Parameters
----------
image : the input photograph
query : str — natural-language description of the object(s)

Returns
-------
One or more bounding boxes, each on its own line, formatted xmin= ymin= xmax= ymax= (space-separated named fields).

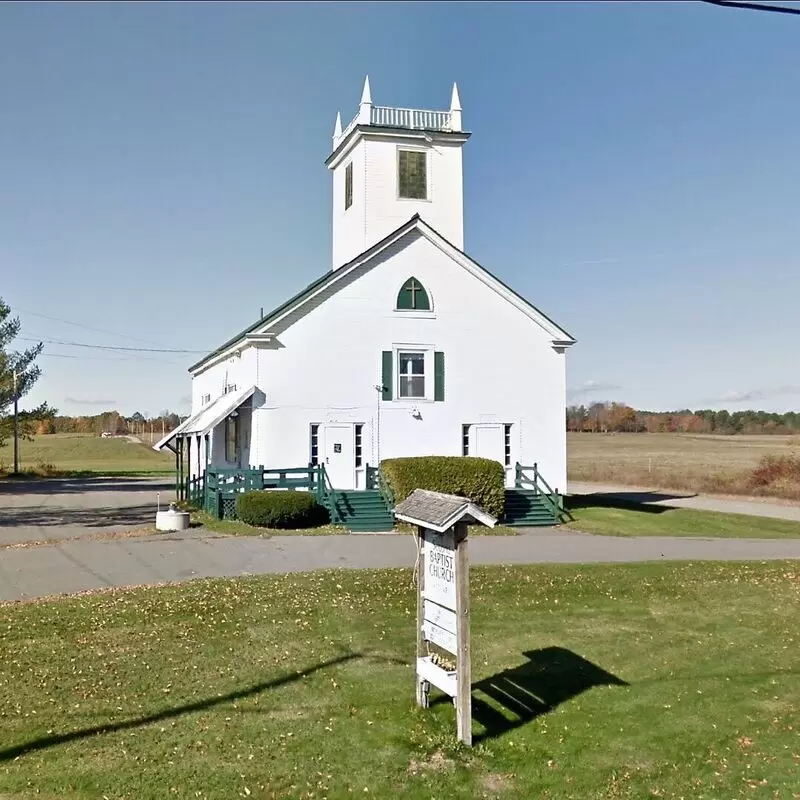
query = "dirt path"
xmin=568 ymin=481 xmax=800 ymax=522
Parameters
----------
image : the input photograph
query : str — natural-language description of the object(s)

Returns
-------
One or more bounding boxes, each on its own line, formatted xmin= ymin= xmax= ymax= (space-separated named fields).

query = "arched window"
xmin=396 ymin=277 xmax=431 ymax=311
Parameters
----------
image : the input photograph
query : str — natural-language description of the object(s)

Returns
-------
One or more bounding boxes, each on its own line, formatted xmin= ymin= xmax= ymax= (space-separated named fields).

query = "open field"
xmin=1 ymin=562 xmax=797 ymax=799
xmin=568 ymin=432 xmax=800 ymax=498
xmin=0 ymin=433 xmax=174 ymax=476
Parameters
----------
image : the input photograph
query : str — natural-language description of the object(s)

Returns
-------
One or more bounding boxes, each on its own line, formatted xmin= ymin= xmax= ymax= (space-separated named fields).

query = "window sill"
xmin=390 ymin=397 xmax=437 ymax=405
xmin=394 ymin=311 xmax=437 ymax=319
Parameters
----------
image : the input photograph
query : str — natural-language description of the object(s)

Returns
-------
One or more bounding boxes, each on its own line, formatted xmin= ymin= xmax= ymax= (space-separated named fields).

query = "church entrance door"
xmin=473 ymin=424 xmax=505 ymax=466
xmin=322 ymin=424 xmax=355 ymax=489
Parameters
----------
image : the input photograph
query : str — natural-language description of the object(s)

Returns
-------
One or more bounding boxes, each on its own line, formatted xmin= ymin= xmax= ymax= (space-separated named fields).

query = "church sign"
xmin=393 ymin=489 xmax=497 ymax=747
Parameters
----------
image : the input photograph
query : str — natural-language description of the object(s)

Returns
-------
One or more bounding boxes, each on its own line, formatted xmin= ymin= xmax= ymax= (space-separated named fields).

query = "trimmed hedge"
xmin=235 ymin=490 xmax=328 ymax=529
xmin=380 ymin=456 xmax=505 ymax=519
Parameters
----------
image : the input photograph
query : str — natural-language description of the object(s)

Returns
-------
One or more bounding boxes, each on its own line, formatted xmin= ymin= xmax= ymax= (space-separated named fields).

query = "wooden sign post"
xmin=394 ymin=489 xmax=497 ymax=747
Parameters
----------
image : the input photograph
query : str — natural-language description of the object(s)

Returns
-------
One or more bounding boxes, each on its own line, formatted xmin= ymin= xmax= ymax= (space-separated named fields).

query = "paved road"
xmin=0 ymin=477 xmax=174 ymax=546
xmin=568 ymin=481 xmax=800 ymax=522
xmin=2 ymin=477 xmax=800 ymax=604
xmin=2 ymin=529 xmax=800 ymax=604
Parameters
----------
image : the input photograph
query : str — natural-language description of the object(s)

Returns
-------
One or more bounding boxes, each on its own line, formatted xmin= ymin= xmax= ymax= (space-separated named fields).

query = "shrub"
xmin=380 ymin=456 xmax=505 ymax=519
xmin=235 ymin=490 xmax=328 ymax=529
xmin=748 ymin=454 xmax=800 ymax=489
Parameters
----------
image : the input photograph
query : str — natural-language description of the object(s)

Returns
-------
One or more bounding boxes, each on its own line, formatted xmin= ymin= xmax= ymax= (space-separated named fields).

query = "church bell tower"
xmin=325 ymin=77 xmax=471 ymax=270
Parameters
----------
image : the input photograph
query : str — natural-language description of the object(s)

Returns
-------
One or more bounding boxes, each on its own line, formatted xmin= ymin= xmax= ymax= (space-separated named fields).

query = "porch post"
xmin=188 ymin=435 xmax=194 ymax=498
xmin=176 ymin=437 xmax=182 ymax=502
xmin=174 ymin=440 xmax=180 ymax=500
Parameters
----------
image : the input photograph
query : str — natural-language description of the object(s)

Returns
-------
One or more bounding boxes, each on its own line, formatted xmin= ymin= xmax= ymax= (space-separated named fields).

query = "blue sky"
xmin=3 ymin=1 xmax=800 ymax=417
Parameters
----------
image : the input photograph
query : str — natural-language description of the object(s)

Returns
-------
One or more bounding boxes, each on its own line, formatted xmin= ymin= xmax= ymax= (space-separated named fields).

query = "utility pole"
xmin=12 ymin=370 xmax=19 ymax=475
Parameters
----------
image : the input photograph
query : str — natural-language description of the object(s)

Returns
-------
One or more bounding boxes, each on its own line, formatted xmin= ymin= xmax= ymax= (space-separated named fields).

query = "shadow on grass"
xmin=0 ymin=651 xmax=401 ymax=762
xmin=433 ymin=646 xmax=628 ymax=743
xmin=565 ymin=491 xmax=698 ymax=515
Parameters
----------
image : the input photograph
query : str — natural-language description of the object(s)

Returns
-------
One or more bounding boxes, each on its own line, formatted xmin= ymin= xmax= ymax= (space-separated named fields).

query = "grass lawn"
xmin=192 ymin=509 xmax=348 ymax=536
xmin=193 ymin=510 xmax=519 ymax=537
xmin=565 ymin=496 xmax=800 ymax=538
xmin=0 ymin=433 xmax=173 ymax=476
xmin=1 ymin=562 xmax=798 ymax=799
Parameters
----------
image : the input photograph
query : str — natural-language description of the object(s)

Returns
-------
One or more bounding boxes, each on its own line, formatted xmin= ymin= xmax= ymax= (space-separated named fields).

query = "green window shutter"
xmin=434 ymin=351 xmax=445 ymax=401
xmin=381 ymin=351 xmax=393 ymax=401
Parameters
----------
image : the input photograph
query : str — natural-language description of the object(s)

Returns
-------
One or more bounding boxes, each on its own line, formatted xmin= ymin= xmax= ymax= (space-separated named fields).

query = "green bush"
xmin=380 ymin=456 xmax=505 ymax=519
xmin=235 ymin=490 xmax=328 ymax=529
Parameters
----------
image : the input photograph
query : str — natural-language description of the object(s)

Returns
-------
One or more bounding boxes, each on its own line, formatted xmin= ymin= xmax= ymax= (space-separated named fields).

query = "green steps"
xmin=504 ymin=488 xmax=560 ymax=527
xmin=328 ymin=490 xmax=395 ymax=533
xmin=320 ymin=487 xmax=560 ymax=533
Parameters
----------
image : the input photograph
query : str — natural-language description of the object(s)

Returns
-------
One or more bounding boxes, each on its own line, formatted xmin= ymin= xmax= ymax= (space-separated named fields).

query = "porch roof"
xmin=152 ymin=385 xmax=257 ymax=453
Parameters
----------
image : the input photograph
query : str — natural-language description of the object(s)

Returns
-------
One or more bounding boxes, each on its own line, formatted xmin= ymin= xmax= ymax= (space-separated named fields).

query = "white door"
xmin=473 ymin=424 xmax=505 ymax=466
xmin=323 ymin=424 xmax=355 ymax=489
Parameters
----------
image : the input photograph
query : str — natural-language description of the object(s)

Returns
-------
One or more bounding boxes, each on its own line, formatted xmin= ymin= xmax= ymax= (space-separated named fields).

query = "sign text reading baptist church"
xmin=425 ymin=531 xmax=456 ymax=608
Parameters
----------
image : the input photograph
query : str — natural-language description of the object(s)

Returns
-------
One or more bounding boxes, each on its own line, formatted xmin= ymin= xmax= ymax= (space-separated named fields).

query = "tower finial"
xmin=450 ymin=82 xmax=462 ymax=112
xmin=449 ymin=82 xmax=462 ymax=132
xmin=358 ymin=75 xmax=372 ymax=124
xmin=333 ymin=111 xmax=342 ymax=141
xmin=360 ymin=75 xmax=372 ymax=106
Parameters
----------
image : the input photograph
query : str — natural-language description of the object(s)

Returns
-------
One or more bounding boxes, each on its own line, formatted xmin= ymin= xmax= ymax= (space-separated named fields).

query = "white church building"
xmin=156 ymin=78 xmax=575 ymax=504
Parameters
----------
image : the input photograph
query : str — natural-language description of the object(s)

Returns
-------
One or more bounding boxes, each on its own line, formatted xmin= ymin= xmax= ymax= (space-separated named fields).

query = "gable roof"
xmin=189 ymin=215 xmax=576 ymax=375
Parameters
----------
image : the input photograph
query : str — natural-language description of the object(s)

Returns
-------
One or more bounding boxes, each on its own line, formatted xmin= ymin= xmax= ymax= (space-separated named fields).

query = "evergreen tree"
xmin=0 ymin=297 xmax=55 ymax=448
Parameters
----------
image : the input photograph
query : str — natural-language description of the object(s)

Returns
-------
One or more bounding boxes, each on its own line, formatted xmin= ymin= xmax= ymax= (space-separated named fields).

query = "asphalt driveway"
xmin=0 ymin=477 xmax=174 ymax=546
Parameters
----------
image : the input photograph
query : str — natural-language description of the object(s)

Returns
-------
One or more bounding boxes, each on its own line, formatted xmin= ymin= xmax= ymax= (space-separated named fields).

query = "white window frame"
xmin=396 ymin=146 xmax=430 ymax=202
xmin=393 ymin=344 xmax=434 ymax=402
xmin=344 ymin=162 xmax=353 ymax=210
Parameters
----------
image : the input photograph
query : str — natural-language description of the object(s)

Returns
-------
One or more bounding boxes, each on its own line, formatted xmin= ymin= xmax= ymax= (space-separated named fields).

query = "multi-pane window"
xmin=310 ymin=424 xmax=320 ymax=466
xmin=201 ymin=393 xmax=211 ymax=405
xmin=462 ymin=424 xmax=470 ymax=456
xmin=344 ymin=162 xmax=353 ymax=210
xmin=398 ymin=150 xmax=427 ymax=199
xmin=223 ymin=383 xmax=237 ymax=395
xmin=355 ymin=424 xmax=363 ymax=467
xmin=398 ymin=352 xmax=425 ymax=398
xmin=504 ymin=424 xmax=512 ymax=467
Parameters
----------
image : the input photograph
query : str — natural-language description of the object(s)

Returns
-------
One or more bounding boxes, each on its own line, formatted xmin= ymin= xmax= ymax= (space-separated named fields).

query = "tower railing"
xmin=337 ymin=106 xmax=453 ymax=146
xmin=370 ymin=106 xmax=452 ymax=131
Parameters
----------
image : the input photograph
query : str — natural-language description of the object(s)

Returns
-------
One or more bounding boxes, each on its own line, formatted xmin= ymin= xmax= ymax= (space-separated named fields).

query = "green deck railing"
xmin=514 ymin=462 xmax=573 ymax=522
xmin=201 ymin=464 xmax=348 ymax=521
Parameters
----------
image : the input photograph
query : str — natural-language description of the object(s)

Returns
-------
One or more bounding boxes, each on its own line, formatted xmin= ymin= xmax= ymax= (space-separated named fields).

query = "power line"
xmin=701 ymin=0 xmax=800 ymax=14
xmin=16 ymin=333 xmax=208 ymax=354
xmin=15 ymin=308 xmax=173 ymax=348
xmin=38 ymin=351 xmax=187 ymax=364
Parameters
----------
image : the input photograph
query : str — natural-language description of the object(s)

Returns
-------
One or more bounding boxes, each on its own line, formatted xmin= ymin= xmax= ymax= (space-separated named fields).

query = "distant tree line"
xmin=36 ymin=409 xmax=185 ymax=437
xmin=567 ymin=402 xmax=800 ymax=435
